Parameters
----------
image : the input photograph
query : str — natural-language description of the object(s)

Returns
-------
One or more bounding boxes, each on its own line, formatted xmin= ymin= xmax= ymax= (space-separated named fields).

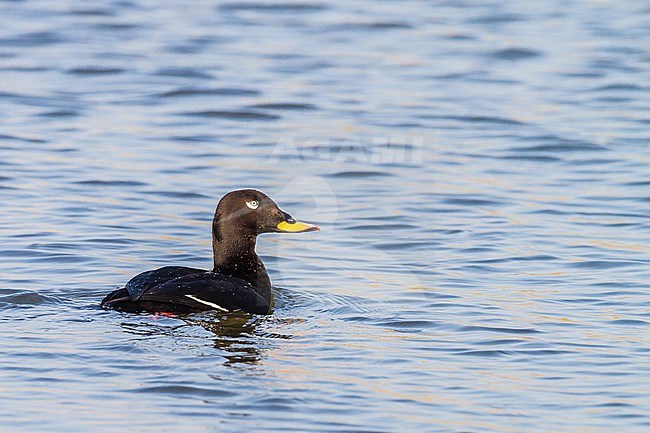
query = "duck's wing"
xmin=137 ymin=272 xmax=271 ymax=314
xmin=125 ymin=266 xmax=204 ymax=301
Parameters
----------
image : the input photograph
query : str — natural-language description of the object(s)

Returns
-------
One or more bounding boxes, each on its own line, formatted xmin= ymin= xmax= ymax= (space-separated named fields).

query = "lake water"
xmin=1 ymin=1 xmax=649 ymax=432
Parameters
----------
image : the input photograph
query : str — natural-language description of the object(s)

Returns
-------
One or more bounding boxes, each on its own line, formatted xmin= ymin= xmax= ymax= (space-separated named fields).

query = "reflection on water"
xmin=115 ymin=309 xmax=299 ymax=368
xmin=1 ymin=0 xmax=650 ymax=432
xmin=192 ymin=313 xmax=283 ymax=367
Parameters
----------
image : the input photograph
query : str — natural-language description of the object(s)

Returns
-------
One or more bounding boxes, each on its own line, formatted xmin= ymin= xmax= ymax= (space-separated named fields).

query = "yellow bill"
xmin=277 ymin=220 xmax=320 ymax=233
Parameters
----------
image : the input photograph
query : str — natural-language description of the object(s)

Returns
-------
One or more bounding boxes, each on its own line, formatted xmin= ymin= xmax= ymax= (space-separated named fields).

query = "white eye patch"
xmin=246 ymin=200 xmax=259 ymax=210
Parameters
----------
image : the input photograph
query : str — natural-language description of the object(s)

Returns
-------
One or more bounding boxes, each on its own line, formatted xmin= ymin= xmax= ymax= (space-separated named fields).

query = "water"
xmin=1 ymin=1 xmax=649 ymax=431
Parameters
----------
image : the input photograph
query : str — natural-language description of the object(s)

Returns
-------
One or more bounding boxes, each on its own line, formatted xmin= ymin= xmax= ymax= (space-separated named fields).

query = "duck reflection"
xmin=186 ymin=312 xmax=293 ymax=367
xmin=190 ymin=312 xmax=264 ymax=366
xmin=117 ymin=310 xmax=293 ymax=367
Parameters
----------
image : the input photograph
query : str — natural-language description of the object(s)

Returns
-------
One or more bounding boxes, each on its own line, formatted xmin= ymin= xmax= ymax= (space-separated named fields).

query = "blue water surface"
xmin=1 ymin=1 xmax=649 ymax=432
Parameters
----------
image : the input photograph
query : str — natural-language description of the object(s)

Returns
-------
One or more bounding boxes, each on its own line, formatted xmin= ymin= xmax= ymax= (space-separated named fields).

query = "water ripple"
xmin=490 ymin=47 xmax=543 ymax=60
xmin=134 ymin=385 xmax=237 ymax=398
xmin=181 ymin=110 xmax=281 ymax=121
xmin=159 ymin=87 xmax=260 ymax=98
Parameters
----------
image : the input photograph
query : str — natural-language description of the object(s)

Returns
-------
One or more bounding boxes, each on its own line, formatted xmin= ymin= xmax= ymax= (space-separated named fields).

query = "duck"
xmin=100 ymin=189 xmax=319 ymax=315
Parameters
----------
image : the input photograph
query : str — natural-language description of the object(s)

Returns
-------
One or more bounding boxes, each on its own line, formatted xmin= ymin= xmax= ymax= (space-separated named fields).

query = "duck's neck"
xmin=211 ymin=218 xmax=271 ymax=292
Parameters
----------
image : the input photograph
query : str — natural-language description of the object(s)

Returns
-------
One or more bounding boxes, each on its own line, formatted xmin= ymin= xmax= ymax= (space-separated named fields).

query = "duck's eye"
xmin=246 ymin=200 xmax=259 ymax=210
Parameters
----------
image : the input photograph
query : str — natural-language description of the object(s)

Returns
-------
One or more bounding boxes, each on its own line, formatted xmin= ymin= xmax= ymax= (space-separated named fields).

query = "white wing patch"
xmin=185 ymin=294 xmax=228 ymax=311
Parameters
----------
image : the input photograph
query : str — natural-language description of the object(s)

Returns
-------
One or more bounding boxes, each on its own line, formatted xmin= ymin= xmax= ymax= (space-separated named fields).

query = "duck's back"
xmin=100 ymin=266 xmax=271 ymax=315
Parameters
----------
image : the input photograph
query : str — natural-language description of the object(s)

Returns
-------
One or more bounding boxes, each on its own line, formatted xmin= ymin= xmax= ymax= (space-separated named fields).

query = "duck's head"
xmin=215 ymin=189 xmax=320 ymax=236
